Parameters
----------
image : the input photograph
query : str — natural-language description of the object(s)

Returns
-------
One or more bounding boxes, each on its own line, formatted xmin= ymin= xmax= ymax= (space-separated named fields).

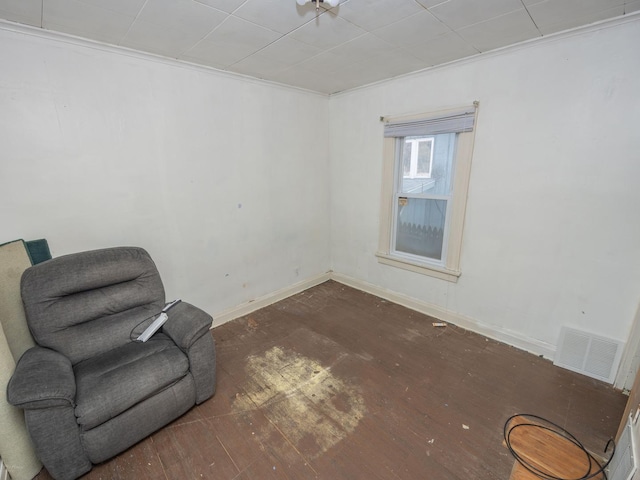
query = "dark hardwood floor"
xmin=38 ymin=280 xmax=626 ymax=479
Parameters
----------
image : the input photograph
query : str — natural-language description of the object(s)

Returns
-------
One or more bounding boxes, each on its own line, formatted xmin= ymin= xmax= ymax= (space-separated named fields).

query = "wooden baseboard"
xmin=206 ymin=270 xmax=556 ymax=361
xmin=330 ymin=272 xmax=556 ymax=360
xmin=210 ymin=272 xmax=332 ymax=327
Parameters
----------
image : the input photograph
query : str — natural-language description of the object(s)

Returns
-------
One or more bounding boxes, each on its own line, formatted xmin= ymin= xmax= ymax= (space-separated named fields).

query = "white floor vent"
xmin=554 ymin=326 xmax=624 ymax=384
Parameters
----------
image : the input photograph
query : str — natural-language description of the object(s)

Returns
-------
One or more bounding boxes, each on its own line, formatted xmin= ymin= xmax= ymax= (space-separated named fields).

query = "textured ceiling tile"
xmin=336 ymin=0 xmax=423 ymax=31
xmin=372 ymin=47 xmax=429 ymax=77
xmin=289 ymin=12 xmax=366 ymax=50
xmin=0 ymin=0 xmax=42 ymax=27
xmin=271 ymin=66 xmax=347 ymax=93
xmin=227 ymin=54 xmax=293 ymax=79
xmin=295 ymin=49 xmax=357 ymax=74
xmin=333 ymin=55 xmax=396 ymax=87
xmin=194 ymin=0 xmax=247 ymax=14
xmin=329 ymin=33 xmax=396 ymax=60
xmin=527 ymin=0 xmax=625 ymax=34
xmin=122 ymin=19 xmax=207 ymax=57
xmin=405 ymin=31 xmax=479 ymax=65
xmin=136 ymin=0 xmax=228 ymax=34
xmin=625 ymin=0 xmax=640 ymax=13
xmin=73 ymin=0 xmax=146 ymax=17
xmin=415 ymin=0 xmax=453 ymax=7
xmin=372 ymin=10 xmax=451 ymax=47
xmin=456 ymin=8 xmax=541 ymax=52
xmin=429 ymin=0 xmax=525 ymax=30
xmin=182 ymin=16 xmax=281 ymax=67
xmin=234 ymin=0 xmax=320 ymax=34
xmin=538 ymin=6 xmax=625 ymax=34
xmin=43 ymin=0 xmax=136 ymax=44
xmin=250 ymin=35 xmax=323 ymax=64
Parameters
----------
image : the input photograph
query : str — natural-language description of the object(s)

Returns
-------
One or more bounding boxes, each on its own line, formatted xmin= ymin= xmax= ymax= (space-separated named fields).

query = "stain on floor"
xmin=233 ymin=345 xmax=366 ymax=459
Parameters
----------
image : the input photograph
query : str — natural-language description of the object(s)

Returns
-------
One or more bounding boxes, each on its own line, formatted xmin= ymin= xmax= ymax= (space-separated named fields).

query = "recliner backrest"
xmin=21 ymin=247 xmax=165 ymax=364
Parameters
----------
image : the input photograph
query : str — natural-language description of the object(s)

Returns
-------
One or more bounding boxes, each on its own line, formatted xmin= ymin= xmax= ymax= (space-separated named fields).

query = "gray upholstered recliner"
xmin=6 ymin=247 xmax=216 ymax=480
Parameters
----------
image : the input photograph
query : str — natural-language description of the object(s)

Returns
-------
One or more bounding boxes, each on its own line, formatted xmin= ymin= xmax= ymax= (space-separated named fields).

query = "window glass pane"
xmin=400 ymin=133 xmax=456 ymax=196
xmin=417 ymin=140 xmax=432 ymax=176
xmin=395 ymin=198 xmax=447 ymax=260
xmin=402 ymin=141 xmax=412 ymax=177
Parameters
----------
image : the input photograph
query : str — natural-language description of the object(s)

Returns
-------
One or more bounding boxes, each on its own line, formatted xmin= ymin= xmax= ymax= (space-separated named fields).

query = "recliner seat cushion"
xmin=74 ymin=334 xmax=189 ymax=430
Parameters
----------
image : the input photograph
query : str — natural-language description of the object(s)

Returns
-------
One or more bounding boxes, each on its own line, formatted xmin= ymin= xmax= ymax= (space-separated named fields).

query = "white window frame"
xmin=392 ymin=134 xmax=454 ymax=265
xmin=376 ymin=104 xmax=478 ymax=283
xmin=403 ymin=138 xmax=434 ymax=179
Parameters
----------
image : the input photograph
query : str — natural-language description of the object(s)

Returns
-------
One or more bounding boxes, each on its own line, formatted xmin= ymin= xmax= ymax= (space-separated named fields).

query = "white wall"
xmin=329 ymin=17 xmax=640 ymax=356
xmin=0 ymin=25 xmax=331 ymax=319
xmin=1 ymin=17 xmax=639 ymax=360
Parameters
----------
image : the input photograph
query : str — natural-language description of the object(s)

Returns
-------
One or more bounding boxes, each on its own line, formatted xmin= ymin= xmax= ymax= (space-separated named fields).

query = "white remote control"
xmin=137 ymin=299 xmax=181 ymax=342
xmin=137 ymin=313 xmax=168 ymax=342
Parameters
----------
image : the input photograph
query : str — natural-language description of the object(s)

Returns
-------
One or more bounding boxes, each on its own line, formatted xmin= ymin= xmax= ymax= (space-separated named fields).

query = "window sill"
xmin=375 ymin=252 xmax=461 ymax=283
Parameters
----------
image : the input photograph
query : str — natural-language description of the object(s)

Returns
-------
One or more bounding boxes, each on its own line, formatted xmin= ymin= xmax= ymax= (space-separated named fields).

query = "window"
xmin=377 ymin=104 xmax=478 ymax=282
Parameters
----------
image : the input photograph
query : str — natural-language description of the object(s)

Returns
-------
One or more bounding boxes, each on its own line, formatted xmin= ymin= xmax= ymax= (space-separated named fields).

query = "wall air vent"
xmin=554 ymin=326 xmax=624 ymax=384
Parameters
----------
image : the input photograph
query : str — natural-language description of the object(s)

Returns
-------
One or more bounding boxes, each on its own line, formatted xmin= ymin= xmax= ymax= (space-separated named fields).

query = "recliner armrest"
xmin=7 ymin=346 xmax=76 ymax=409
xmin=162 ymin=302 xmax=213 ymax=350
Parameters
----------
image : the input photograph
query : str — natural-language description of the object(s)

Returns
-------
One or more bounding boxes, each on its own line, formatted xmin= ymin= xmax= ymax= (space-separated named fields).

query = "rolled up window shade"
xmin=383 ymin=105 xmax=476 ymax=137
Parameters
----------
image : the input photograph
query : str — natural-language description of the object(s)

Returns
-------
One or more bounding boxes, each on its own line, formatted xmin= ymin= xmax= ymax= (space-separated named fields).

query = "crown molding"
xmin=331 ymin=10 xmax=640 ymax=97
xmin=0 ymin=18 xmax=329 ymax=98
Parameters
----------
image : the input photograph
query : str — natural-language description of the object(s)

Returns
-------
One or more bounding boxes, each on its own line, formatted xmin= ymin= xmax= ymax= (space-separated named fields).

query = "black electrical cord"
xmin=503 ymin=414 xmax=615 ymax=480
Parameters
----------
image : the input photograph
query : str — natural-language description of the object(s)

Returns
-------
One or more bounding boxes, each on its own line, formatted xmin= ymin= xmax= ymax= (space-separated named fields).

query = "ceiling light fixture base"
xmin=296 ymin=0 xmax=340 ymax=12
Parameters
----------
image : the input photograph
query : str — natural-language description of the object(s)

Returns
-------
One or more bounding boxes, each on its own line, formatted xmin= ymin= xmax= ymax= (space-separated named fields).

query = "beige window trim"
xmin=377 ymin=106 xmax=478 ymax=282
xmin=375 ymin=252 xmax=461 ymax=282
